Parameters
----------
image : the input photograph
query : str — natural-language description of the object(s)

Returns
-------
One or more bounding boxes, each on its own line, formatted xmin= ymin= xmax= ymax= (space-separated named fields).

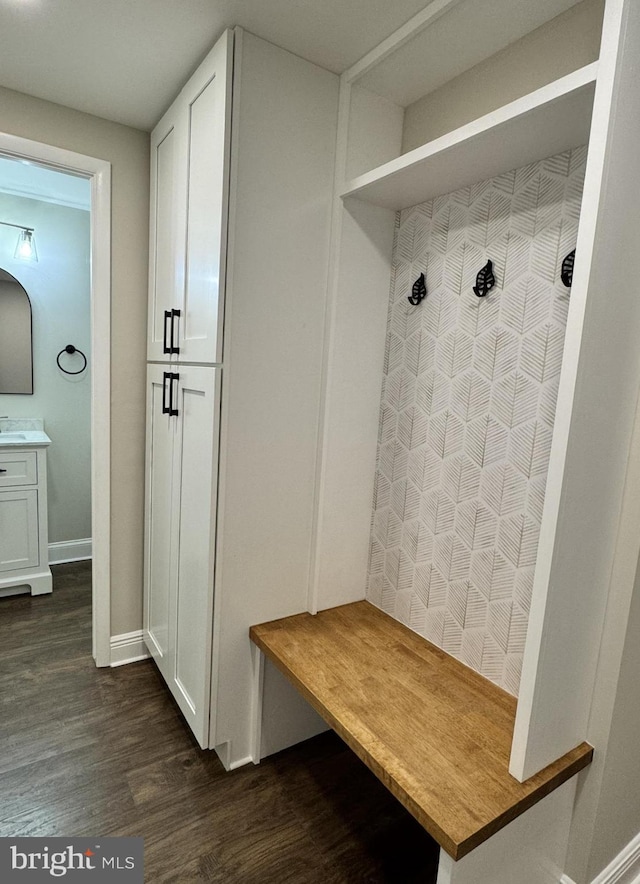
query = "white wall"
xmin=0 ymin=193 xmax=91 ymax=546
xmin=0 ymin=84 xmax=149 ymax=636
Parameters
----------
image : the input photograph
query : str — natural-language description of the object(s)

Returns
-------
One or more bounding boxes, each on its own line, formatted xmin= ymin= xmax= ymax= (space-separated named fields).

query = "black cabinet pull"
xmin=162 ymin=372 xmax=172 ymax=414
xmin=171 ymin=308 xmax=181 ymax=355
xmin=161 ymin=372 xmax=179 ymax=416
xmin=163 ymin=311 xmax=172 ymax=354
xmin=0 ymin=468 xmax=7 ymax=473
xmin=169 ymin=373 xmax=179 ymax=417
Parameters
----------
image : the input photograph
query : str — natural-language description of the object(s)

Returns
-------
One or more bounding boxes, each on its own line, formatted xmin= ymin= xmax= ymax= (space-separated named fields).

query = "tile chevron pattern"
xmin=366 ymin=147 xmax=586 ymax=695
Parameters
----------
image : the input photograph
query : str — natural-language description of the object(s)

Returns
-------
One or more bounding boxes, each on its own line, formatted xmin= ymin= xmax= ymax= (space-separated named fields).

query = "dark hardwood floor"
xmin=0 ymin=562 xmax=439 ymax=882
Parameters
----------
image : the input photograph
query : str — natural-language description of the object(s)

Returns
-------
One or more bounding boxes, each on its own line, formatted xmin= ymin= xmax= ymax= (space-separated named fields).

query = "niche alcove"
xmin=256 ymin=0 xmax=640 ymax=878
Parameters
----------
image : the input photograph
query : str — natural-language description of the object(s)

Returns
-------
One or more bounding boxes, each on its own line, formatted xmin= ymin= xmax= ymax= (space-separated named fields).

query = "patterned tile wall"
xmin=366 ymin=147 xmax=586 ymax=695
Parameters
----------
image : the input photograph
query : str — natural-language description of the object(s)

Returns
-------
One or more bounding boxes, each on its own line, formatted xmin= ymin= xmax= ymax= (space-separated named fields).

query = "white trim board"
xmin=48 ymin=538 xmax=92 ymax=564
xmin=561 ymin=831 xmax=640 ymax=884
xmin=110 ymin=631 xmax=150 ymax=667
xmin=0 ymin=131 xmax=112 ymax=668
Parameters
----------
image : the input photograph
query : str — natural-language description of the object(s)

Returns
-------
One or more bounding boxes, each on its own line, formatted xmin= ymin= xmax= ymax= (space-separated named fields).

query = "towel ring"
xmin=56 ymin=344 xmax=87 ymax=376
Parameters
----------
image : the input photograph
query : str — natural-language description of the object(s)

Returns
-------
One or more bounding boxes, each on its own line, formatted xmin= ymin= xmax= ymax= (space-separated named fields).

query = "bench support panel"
xmin=437 ymin=780 xmax=577 ymax=884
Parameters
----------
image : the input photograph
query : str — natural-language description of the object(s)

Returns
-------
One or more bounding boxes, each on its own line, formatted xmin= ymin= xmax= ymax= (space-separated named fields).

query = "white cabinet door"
xmin=180 ymin=31 xmax=233 ymax=364
xmin=147 ymin=29 xmax=233 ymax=365
xmin=143 ymin=364 xmax=221 ymax=747
xmin=143 ymin=365 xmax=175 ymax=681
xmin=0 ymin=489 xmax=39 ymax=572
xmin=169 ymin=365 xmax=221 ymax=747
xmin=147 ymin=107 xmax=186 ymax=362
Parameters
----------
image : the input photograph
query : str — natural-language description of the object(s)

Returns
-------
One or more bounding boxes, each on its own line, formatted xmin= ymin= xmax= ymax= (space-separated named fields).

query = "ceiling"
xmin=0 ymin=0 xmax=432 ymax=131
xmin=0 ymin=155 xmax=90 ymax=210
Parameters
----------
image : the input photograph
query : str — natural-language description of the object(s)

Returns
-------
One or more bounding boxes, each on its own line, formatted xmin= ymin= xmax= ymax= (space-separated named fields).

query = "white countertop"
xmin=0 ymin=430 xmax=51 ymax=447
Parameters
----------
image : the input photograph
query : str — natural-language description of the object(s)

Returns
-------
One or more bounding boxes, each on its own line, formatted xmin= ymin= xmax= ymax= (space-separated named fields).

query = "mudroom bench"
xmin=250 ymin=601 xmax=592 ymax=863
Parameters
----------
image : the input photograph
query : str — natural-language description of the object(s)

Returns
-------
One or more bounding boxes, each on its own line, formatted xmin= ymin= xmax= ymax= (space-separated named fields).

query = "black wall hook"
xmin=56 ymin=344 xmax=88 ymax=375
xmin=408 ymin=272 xmax=427 ymax=306
xmin=561 ymin=249 xmax=575 ymax=288
xmin=473 ymin=260 xmax=495 ymax=298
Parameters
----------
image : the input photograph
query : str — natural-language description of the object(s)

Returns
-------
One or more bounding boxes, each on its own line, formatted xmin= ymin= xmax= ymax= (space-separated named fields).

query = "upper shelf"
xmin=349 ymin=0 xmax=587 ymax=107
xmin=340 ymin=63 xmax=597 ymax=211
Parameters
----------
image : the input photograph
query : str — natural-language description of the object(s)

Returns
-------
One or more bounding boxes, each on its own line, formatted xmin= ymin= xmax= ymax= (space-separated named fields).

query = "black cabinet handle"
xmin=161 ymin=372 xmax=179 ymax=416
xmin=169 ymin=373 xmax=179 ymax=417
xmin=162 ymin=372 xmax=172 ymax=415
xmin=171 ymin=309 xmax=181 ymax=355
xmin=164 ymin=309 xmax=181 ymax=354
xmin=163 ymin=311 xmax=172 ymax=354
xmin=0 ymin=468 xmax=7 ymax=473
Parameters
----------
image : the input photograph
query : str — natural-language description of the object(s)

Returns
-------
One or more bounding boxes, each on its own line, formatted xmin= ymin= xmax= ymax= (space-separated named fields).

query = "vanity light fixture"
xmin=0 ymin=221 xmax=38 ymax=262
xmin=14 ymin=229 xmax=37 ymax=261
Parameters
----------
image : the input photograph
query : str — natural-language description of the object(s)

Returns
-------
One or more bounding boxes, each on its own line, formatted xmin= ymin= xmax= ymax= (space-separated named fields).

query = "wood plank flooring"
xmin=0 ymin=563 xmax=439 ymax=882
xmin=251 ymin=601 xmax=593 ymax=859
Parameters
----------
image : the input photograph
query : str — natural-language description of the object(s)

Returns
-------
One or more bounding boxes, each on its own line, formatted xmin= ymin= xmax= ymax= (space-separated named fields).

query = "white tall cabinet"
xmin=143 ymin=28 xmax=338 ymax=763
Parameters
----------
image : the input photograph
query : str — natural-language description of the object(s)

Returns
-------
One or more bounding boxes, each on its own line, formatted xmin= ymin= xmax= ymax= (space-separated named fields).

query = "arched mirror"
xmin=0 ymin=268 xmax=33 ymax=394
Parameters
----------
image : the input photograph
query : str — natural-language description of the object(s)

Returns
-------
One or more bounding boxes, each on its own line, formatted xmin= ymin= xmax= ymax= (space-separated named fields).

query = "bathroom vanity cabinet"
xmin=0 ymin=432 xmax=52 ymax=596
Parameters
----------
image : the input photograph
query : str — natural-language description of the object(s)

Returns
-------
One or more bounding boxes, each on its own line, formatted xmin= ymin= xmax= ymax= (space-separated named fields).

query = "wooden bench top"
xmin=250 ymin=601 xmax=592 ymax=860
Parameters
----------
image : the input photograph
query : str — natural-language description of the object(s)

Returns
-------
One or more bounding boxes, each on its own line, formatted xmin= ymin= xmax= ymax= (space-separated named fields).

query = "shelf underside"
xmin=251 ymin=600 xmax=593 ymax=860
xmin=342 ymin=66 xmax=596 ymax=211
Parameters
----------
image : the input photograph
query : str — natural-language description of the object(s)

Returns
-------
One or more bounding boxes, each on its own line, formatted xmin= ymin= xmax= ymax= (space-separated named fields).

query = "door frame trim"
xmin=0 ymin=131 xmax=111 ymax=666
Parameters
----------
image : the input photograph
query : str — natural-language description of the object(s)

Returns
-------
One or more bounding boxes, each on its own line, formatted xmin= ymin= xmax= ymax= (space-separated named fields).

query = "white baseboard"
xmin=229 ymin=756 xmax=253 ymax=771
xmin=49 ymin=538 xmax=92 ymax=564
xmin=110 ymin=631 xmax=150 ymax=667
xmin=590 ymin=832 xmax=640 ymax=884
xmin=212 ymin=743 xmax=253 ymax=772
xmin=562 ymin=831 xmax=640 ymax=884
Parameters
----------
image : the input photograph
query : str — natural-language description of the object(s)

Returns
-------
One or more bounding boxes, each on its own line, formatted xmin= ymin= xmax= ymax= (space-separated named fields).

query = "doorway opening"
xmin=0 ymin=132 xmax=111 ymax=665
